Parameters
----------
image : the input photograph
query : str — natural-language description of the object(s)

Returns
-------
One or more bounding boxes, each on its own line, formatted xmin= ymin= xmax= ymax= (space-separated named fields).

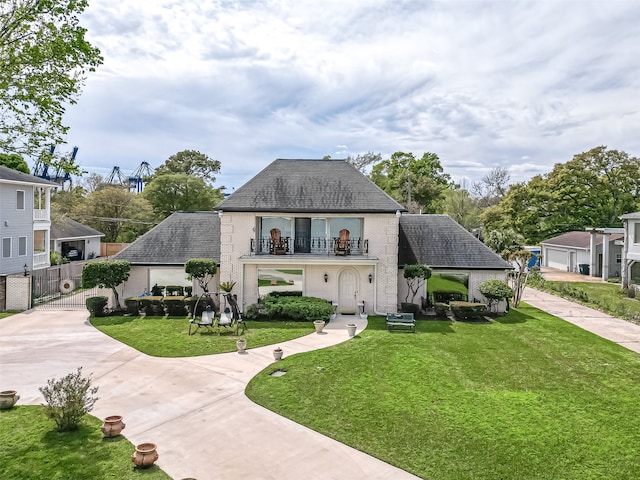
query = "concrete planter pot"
xmin=313 ymin=320 xmax=325 ymax=333
xmin=132 ymin=442 xmax=159 ymax=468
xmin=101 ymin=415 xmax=126 ymax=437
xmin=236 ymin=338 xmax=247 ymax=353
xmin=346 ymin=323 xmax=357 ymax=337
xmin=0 ymin=390 xmax=19 ymax=410
xmin=273 ymin=348 xmax=283 ymax=361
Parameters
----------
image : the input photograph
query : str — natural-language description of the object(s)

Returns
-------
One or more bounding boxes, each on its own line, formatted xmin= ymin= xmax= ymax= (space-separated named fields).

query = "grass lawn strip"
xmin=91 ymin=316 xmax=313 ymax=357
xmin=0 ymin=406 xmax=170 ymax=479
xmin=246 ymin=305 xmax=640 ymax=479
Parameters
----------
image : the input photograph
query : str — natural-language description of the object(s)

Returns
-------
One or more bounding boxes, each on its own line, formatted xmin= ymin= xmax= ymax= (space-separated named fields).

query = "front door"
xmin=338 ymin=269 xmax=358 ymax=314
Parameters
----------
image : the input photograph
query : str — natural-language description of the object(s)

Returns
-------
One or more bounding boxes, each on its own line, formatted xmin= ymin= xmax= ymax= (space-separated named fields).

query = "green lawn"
xmin=0 ymin=406 xmax=170 ymax=479
xmin=528 ymin=278 xmax=640 ymax=324
xmin=246 ymin=306 xmax=640 ymax=479
xmin=90 ymin=316 xmax=314 ymax=357
xmin=0 ymin=312 xmax=16 ymax=320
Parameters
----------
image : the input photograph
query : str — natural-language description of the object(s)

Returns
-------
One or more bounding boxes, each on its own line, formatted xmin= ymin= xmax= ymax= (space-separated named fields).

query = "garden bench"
xmin=386 ymin=312 xmax=415 ymax=333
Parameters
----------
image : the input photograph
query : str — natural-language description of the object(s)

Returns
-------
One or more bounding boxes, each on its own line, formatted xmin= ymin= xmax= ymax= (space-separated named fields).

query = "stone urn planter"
xmin=101 ymin=415 xmax=126 ymax=437
xmin=273 ymin=348 xmax=283 ymax=361
xmin=236 ymin=338 xmax=247 ymax=353
xmin=313 ymin=320 xmax=325 ymax=334
xmin=131 ymin=442 xmax=159 ymax=468
xmin=0 ymin=390 xmax=19 ymax=410
xmin=346 ymin=323 xmax=357 ymax=337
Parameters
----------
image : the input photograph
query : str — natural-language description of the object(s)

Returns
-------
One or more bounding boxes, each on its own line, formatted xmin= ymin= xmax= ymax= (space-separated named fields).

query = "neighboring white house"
xmin=115 ymin=159 xmax=511 ymax=313
xmin=0 ymin=166 xmax=57 ymax=310
xmin=621 ymin=212 xmax=640 ymax=289
xmin=540 ymin=230 xmax=624 ymax=280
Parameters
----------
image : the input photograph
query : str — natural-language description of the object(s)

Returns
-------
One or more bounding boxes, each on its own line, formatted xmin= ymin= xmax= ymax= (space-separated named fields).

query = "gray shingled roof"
xmin=51 ymin=217 xmax=103 ymax=240
xmin=399 ymin=215 xmax=511 ymax=269
xmin=540 ymin=231 xmax=624 ymax=249
xmin=216 ymin=159 xmax=405 ymax=213
xmin=0 ymin=165 xmax=58 ymax=186
xmin=113 ymin=212 xmax=220 ymax=265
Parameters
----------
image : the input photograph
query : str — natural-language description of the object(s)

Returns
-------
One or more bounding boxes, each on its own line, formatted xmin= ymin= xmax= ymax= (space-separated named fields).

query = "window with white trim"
xmin=2 ymin=237 xmax=11 ymax=258
xmin=635 ymin=222 xmax=640 ymax=244
xmin=16 ymin=190 xmax=25 ymax=210
xmin=18 ymin=236 xmax=27 ymax=256
xmin=616 ymin=253 xmax=621 ymax=264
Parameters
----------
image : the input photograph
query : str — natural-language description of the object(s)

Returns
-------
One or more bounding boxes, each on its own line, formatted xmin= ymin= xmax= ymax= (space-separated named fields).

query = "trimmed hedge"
xmin=267 ymin=291 xmax=303 ymax=298
xmin=140 ymin=297 xmax=164 ymax=316
xmin=86 ymin=296 xmax=108 ymax=317
xmin=124 ymin=297 xmax=140 ymax=315
xmin=449 ymin=301 xmax=487 ymax=322
xmin=247 ymin=296 xmax=333 ymax=321
xmin=164 ymin=298 xmax=187 ymax=316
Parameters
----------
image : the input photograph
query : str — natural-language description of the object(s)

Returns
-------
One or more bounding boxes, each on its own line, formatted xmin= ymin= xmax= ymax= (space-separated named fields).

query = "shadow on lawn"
xmin=493 ymin=308 xmax=533 ymax=324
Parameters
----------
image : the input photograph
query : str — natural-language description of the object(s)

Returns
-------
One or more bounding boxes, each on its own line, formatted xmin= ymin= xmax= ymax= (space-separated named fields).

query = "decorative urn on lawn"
xmin=313 ymin=320 xmax=325 ymax=334
xmin=101 ymin=415 xmax=126 ymax=437
xmin=273 ymin=347 xmax=283 ymax=361
xmin=236 ymin=338 xmax=247 ymax=353
xmin=346 ymin=323 xmax=357 ymax=337
xmin=0 ymin=390 xmax=19 ymax=410
xmin=131 ymin=442 xmax=159 ymax=468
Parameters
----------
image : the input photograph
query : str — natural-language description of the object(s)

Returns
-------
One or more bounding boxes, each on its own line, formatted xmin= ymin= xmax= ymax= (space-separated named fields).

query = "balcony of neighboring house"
xmin=33 ymin=187 xmax=50 ymax=223
xmin=33 ymin=229 xmax=50 ymax=269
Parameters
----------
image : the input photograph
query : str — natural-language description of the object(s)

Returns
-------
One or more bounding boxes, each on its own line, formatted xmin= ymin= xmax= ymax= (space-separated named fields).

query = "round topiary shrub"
xmin=85 ymin=296 xmax=108 ymax=317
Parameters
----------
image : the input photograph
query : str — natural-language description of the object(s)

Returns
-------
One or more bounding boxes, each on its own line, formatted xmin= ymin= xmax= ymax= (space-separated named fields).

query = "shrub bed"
xmin=124 ymin=297 xmax=141 ymax=315
xmin=449 ymin=301 xmax=487 ymax=321
xmin=164 ymin=298 xmax=187 ymax=316
xmin=247 ymin=296 xmax=333 ymax=321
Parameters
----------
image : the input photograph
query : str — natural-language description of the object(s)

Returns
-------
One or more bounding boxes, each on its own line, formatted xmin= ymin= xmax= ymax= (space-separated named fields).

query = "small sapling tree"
xmin=479 ymin=279 xmax=514 ymax=313
xmin=185 ymin=258 xmax=217 ymax=294
xmin=404 ymin=264 xmax=432 ymax=304
xmin=508 ymin=249 xmax=533 ymax=307
xmin=82 ymin=260 xmax=131 ymax=309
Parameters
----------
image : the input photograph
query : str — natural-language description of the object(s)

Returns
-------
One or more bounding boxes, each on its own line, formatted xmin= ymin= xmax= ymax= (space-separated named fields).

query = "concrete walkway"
xmin=0 ymin=311 xmax=420 ymax=480
xmin=522 ymin=288 xmax=640 ymax=354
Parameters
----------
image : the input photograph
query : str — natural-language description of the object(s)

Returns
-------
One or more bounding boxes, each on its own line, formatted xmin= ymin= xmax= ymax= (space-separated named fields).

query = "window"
xmin=16 ymin=190 xmax=25 ymax=210
xmin=18 ymin=236 xmax=27 ymax=256
xmin=2 ymin=238 xmax=11 ymax=258
xmin=635 ymin=223 xmax=640 ymax=244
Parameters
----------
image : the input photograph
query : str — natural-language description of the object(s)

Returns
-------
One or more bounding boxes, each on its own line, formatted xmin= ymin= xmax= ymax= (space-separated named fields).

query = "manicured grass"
xmin=90 ymin=316 xmax=314 ymax=357
xmin=246 ymin=306 xmax=640 ymax=479
xmin=0 ymin=312 xmax=16 ymax=320
xmin=0 ymin=406 xmax=170 ymax=479
xmin=427 ymin=274 xmax=468 ymax=295
xmin=528 ymin=279 xmax=640 ymax=324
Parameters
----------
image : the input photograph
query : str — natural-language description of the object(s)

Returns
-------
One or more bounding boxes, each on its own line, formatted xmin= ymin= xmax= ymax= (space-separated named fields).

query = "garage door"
xmin=545 ymin=248 xmax=567 ymax=270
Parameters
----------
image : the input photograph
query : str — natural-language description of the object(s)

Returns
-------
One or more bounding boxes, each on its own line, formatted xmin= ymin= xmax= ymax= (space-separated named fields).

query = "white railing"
xmin=33 ymin=209 xmax=48 ymax=221
xmin=33 ymin=252 xmax=49 ymax=267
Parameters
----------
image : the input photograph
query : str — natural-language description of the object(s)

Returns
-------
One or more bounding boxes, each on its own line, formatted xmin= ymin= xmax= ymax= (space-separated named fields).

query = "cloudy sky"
xmin=59 ymin=0 xmax=640 ymax=192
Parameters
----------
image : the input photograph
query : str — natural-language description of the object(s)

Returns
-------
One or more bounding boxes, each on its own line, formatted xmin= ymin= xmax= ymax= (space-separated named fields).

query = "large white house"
xmin=115 ymin=159 xmax=511 ymax=313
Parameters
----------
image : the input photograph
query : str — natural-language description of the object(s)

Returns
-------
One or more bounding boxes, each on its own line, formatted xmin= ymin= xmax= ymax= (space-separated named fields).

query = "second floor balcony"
xmin=251 ymin=236 xmax=369 ymax=256
xmin=33 ymin=209 xmax=49 ymax=222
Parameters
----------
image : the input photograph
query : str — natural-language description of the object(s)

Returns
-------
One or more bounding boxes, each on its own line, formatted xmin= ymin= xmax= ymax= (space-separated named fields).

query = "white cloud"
xmin=56 ymin=0 xmax=640 ymax=191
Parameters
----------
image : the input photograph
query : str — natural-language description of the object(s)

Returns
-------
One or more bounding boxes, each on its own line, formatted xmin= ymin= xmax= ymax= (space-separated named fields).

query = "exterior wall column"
xmin=589 ymin=231 xmax=597 ymax=277
xmin=621 ymin=220 xmax=629 ymax=288
xmin=601 ymin=233 xmax=610 ymax=280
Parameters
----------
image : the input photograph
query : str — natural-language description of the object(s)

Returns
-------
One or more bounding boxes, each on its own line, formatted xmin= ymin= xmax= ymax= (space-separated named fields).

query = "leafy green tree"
xmin=0 ymin=0 xmax=103 ymax=154
xmin=143 ymin=173 xmax=223 ymax=218
xmin=185 ymin=258 xmax=217 ymax=294
xmin=0 ymin=152 xmax=29 ymax=172
xmin=403 ymin=264 xmax=432 ymax=304
xmin=370 ymin=151 xmax=451 ymax=213
xmin=153 ymin=150 xmax=222 ymax=184
xmin=442 ymin=187 xmax=481 ymax=231
xmin=82 ymin=260 xmax=131 ymax=309
xmin=508 ymin=249 xmax=533 ymax=308
xmin=484 ymin=228 xmax=525 ymax=257
xmin=74 ymin=186 xmax=156 ymax=242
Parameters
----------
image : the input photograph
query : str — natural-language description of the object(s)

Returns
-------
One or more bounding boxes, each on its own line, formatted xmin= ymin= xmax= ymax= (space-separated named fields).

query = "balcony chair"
xmin=334 ymin=229 xmax=351 ymax=256
xmin=269 ymin=228 xmax=289 ymax=255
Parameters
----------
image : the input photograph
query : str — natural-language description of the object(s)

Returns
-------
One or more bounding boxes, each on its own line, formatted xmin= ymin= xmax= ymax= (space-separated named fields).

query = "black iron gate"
xmin=31 ymin=267 xmax=99 ymax=310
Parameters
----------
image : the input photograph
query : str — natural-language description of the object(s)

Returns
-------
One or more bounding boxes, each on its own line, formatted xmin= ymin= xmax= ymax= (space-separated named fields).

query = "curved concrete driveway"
xmin=0 ymin=311 xmax=420 ymax=480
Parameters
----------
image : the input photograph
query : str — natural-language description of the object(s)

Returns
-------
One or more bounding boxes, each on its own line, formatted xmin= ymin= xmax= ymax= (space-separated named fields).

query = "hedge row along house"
xmin=114 ymin=159 xmax=511 ymax=314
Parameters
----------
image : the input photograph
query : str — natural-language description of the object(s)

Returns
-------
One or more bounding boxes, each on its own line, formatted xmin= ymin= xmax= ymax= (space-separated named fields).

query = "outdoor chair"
xmin=269 ymin=228 xmax=289 ymax=255
xmin=334 ymin=229 xmax=351 ymax=256
xmin=189 ymin=305 xmax=215 ymax=335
